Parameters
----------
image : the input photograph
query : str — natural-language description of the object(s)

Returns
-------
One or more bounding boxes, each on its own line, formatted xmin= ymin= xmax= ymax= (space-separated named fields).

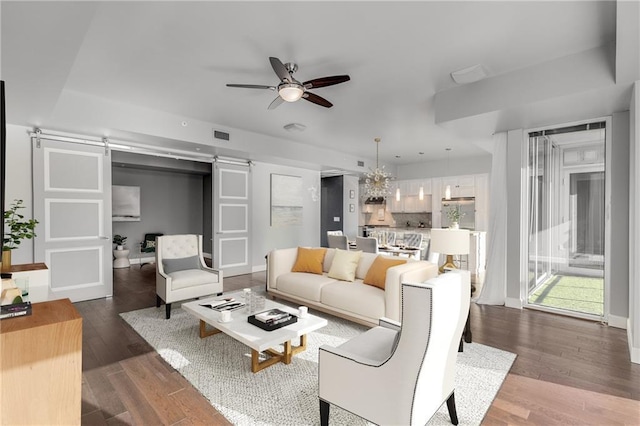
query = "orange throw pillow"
xmin=363 ymin=256 xmax=407 ymax=289
xmin=291 ymin=247 xmax=327 ymax=275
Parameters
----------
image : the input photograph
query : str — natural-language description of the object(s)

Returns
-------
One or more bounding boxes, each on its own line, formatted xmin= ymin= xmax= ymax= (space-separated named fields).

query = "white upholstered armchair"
xmin=318 ymin=270 xmax=471 ymax=425
xmin=156 ymin=234 xmax=223 ymax=319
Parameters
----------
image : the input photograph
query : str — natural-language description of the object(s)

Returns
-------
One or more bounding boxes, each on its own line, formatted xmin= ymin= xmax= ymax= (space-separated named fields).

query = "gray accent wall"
xmin=112 ymin=166 xmax=205 ymax=251
xmin=321 ymin=176 xmax=343 ymax=247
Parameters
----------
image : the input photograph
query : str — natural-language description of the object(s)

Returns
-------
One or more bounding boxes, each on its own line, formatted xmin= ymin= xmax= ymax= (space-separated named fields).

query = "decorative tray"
xmin=247 ymin=314 xmax=297 ymax=331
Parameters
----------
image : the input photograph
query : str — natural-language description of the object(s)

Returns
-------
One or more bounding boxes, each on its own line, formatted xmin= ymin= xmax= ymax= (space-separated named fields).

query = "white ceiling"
xmin=1 ymin=1 xmax=636 ymax=169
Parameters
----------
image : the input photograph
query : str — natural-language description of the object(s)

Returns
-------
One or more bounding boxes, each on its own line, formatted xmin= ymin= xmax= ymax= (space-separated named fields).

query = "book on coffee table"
xmin=199 ymin=299 xmax=245 ymax=312
xmin=254 ymin=308 xmax=290 ymax=323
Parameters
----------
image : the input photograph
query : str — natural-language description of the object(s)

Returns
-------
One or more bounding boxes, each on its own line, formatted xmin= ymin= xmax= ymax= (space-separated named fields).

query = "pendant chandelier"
xmin=364 ymin=137 xmax=393 ymax=199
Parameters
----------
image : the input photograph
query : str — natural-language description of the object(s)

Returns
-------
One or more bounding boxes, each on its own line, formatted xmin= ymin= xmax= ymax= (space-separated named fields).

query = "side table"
xmin=113 ymin=249 xmax=130 ymax=268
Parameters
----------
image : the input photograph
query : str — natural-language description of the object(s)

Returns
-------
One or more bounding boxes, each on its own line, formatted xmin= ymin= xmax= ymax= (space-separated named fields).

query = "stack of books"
xmin=254 ymin=308 xmax=292 ymax=325
xmin=0 ymin=301 xmax=32 ymax=320
xmin=248 ymin=308 xmax=297 ymax=331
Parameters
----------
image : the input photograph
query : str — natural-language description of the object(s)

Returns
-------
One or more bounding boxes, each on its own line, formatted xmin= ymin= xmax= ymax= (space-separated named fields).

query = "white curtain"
xmin=476 ymin=132 xmax=508 ymax=305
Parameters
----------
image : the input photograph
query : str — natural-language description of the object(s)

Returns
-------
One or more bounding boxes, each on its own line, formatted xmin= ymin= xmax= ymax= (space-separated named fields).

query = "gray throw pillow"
xmin=163 ymin=255 xmax=200 ymax=274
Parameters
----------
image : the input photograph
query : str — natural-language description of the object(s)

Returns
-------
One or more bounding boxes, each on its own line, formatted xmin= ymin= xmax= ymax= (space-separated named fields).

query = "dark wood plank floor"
xmin=77 ymin=266 xmax=640 ymax=425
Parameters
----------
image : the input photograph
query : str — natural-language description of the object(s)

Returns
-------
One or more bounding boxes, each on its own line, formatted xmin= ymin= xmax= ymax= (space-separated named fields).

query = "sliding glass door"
xmin=526 ymin=124 xmax=605 ymax=319
xmin=527 ymin=136 xmax=557 ymax=294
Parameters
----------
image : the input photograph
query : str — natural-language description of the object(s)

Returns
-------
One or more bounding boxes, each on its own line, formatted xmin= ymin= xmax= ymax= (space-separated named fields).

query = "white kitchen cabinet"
xmin=388 ymin=180 xmax=432 ymax=212
xmin=442 ymin=175 xmax=475 ymax=198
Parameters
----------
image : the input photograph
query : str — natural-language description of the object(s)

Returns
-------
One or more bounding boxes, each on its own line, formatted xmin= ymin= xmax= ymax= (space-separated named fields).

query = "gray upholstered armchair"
xmin=156 ymin=234 xmax=223 ymax=319
xmin=318 ymin=270 xmax=471 ymax=425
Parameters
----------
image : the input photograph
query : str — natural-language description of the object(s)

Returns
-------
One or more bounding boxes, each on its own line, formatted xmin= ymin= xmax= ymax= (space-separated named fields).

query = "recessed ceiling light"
xmin=450 ymin=64 xmax=488 ymax=84
xmin=284 ymin=123 xmax=306 ymax=132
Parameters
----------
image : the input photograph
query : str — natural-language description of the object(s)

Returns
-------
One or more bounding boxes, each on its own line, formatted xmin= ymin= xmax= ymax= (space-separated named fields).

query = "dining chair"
xmin=356 ymin=236 xmax=378 ymax=253
xmin=403 ymin=233 xmax=423 ymax=248
xmin=327 ymin=234 xmax=348 ymax=250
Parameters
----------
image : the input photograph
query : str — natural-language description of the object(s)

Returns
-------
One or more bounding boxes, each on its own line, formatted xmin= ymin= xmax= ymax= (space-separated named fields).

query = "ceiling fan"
xmin=226 ymin=57 xmax=350 ymax=109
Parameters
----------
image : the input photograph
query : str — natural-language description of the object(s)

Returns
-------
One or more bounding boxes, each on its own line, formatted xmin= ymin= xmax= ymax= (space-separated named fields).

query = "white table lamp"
xmin=430 ymin=228 xmax=470 ymax=273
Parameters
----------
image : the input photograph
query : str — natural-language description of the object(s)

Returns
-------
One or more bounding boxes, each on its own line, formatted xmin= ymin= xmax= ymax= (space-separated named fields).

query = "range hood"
xmin=364 ymin=197 xmax=386 ymax=205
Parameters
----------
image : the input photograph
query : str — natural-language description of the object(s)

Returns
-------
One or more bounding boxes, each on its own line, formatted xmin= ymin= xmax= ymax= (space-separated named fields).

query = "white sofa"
xmin=266 ymin=247 xmax=438 ymax=327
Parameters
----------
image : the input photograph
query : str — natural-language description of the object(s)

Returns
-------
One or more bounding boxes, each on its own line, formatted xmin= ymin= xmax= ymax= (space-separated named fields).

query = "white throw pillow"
xmin=328 ymin=249 xmax=362 ymax=282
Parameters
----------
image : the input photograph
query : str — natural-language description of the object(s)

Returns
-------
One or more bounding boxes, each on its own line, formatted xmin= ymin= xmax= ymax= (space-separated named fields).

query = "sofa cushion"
xmin=276 ymin=272 xmax=337 ymax=302
xmin=338 ymin=325 xmax=398 ymax=364
xmin=321 ymin=280 xmax=386 ymax=320
xmin=291 ymin=247 xmax=327 ymax=275
xmin=323 ymin=248 xmax=336 ymax=273
xmin=364 ymin=256 xmax=408 ymax=289
xmin=169 ymin=269 xmax=218 ymax=290
xmin=328 ymin=249 xmax=362 ymax=282
xmin=355 ymin=252 xmax=379 ymax=280
xmin=163 ymin=255 xmax=200 ymax=274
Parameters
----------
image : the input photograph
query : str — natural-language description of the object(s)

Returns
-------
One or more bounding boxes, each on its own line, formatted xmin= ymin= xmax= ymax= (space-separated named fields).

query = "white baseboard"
xmin=628 ymin=319 xmax=640 ymax=364
xmin=252 ymin=265 xmax=266 ymax=273
xmin=608 ymin=314 xmax=627 ymax=329
xmin=505 ymin=297 xmax=523 ymax=309
xmin=129 ymin=256 xmax=155 ymax=265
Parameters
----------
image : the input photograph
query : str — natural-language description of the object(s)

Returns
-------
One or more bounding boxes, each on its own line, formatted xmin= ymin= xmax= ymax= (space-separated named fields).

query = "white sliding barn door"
xmin=213 ymin=162 xmax=252 ymax=277
xmin=32 ymin=137 xmax=113 ymax=302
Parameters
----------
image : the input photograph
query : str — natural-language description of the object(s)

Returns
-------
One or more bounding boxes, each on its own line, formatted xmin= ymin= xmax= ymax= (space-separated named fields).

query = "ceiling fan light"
xmin=279 ymin=84 xmax=304 ymax=102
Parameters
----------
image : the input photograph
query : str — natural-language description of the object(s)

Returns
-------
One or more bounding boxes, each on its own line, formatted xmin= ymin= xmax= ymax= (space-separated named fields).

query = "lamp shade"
xmin=278 ymin=84 xmax=303 ymax=102
xmin=430 ymin=228 xmax=470 ymax=255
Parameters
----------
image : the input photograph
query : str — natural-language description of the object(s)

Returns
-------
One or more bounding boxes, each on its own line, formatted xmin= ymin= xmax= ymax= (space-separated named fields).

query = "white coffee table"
xmin=182 ymin=292 xmax=328 ymax=373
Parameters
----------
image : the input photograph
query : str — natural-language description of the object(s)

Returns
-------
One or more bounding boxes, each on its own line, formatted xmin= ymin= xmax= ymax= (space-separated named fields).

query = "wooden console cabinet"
xmin=0 ymin=298 xmax=82 ymax=425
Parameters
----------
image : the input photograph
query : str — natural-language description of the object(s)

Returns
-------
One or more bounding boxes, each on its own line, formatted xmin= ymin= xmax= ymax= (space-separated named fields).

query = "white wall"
xmin=505 ymin=129 xmax=525 ymax=308
xmin=630 ymin=81 xmax=640 ymax=364
xmin=342 ymin=175 xmax=359 ymax=240
xmin=610 ymin=112 xmax=630 ymax=322
xmin=4 ymin=125 xmax=34 ymax=265
xmin=251 ymin=162 xmax=320 ymax=271
xmin=397 ymin=154 xmax=492 ymax=180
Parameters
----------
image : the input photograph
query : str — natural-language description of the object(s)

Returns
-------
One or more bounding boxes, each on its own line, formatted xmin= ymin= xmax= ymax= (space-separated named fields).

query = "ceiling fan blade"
xmin=303 ymin=75 xmax=350 ymax=89
xmin=302 ymin=92 xmax=333 ymax=108
xmin=269 ymin=57 xmax=291 ymax=82
xmin=268 ymin=96 xmax=285 ymax=110
xmin=226 ymin=84 xmax=275 ymax=90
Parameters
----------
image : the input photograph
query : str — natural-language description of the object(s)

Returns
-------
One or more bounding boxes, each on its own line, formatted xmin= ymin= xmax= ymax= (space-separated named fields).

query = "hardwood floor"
xmin=77 ymin=266 xmax=640 ymax=425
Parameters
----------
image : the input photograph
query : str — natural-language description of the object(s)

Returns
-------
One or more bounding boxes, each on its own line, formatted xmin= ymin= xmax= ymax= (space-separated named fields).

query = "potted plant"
xmin=2 ymin=199 xmax=39 ymax=272
xmin=113 ymin=234 xmax=127 ymax=250
xmin=445 ymin=205 xmax=465 ymax=229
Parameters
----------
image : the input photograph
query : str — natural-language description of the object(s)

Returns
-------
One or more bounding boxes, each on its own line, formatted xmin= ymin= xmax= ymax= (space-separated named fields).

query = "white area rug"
xmin=121 ymin=304 xmax=515 ymax=426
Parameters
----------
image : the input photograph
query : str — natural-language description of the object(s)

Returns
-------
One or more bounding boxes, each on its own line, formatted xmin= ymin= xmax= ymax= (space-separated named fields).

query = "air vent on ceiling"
xmin=213 ymin=130 xmax=230 ymax=141
xmin=357 ymin=160 xmax=365 ymax=167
